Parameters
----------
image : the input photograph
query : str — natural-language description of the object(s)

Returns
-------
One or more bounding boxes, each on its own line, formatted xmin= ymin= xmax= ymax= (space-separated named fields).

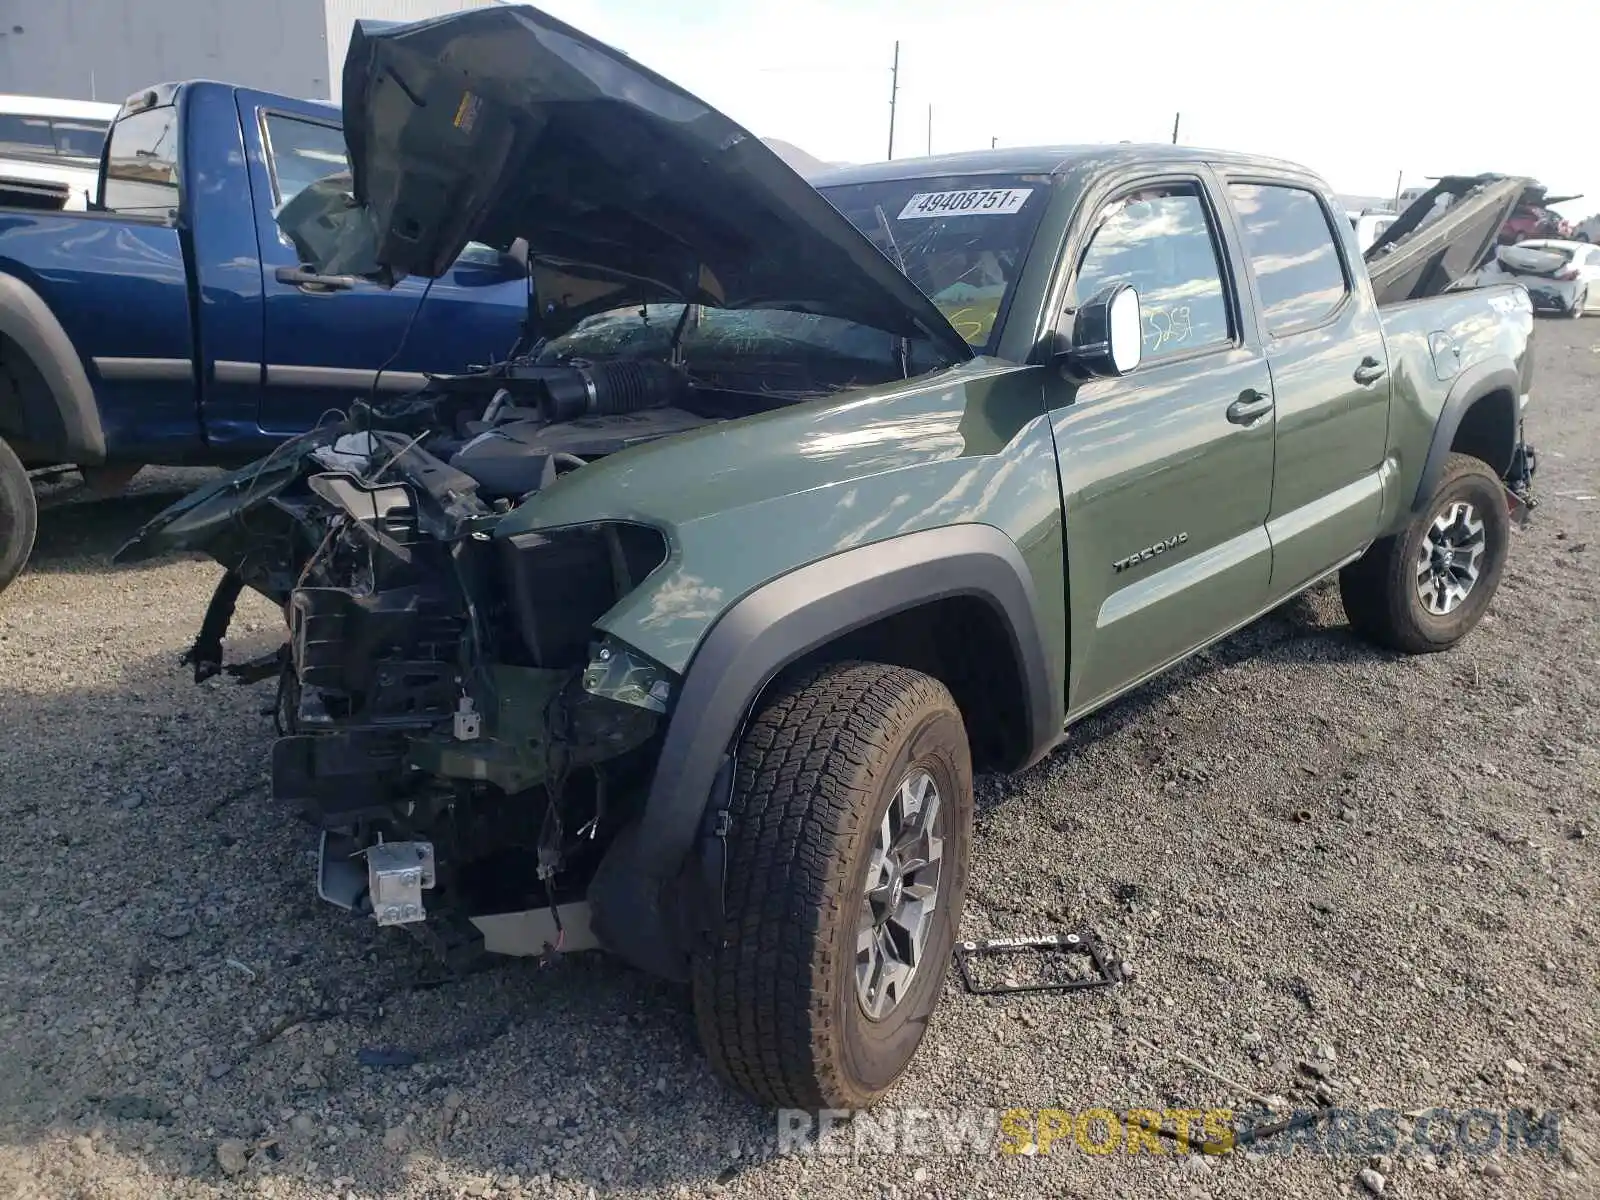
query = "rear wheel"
xmin=691 ymin=661 xmax=974 ymax=1109
xmin=1339 ymin=453 xmax=1511 ymax=654
xmin=0 ymin=435 xmax=37 ymax=596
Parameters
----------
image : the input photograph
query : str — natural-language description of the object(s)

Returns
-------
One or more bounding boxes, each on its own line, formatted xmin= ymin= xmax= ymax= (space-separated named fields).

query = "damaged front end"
xmin=117 ymin=2 xmax=984 ymax=967
xmin=119 ymin=376 xmax=693 ymax=961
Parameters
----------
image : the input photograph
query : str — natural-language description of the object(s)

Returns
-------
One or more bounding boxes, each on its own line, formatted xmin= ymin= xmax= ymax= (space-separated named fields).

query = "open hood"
xmin=1364 ymin=174 xmax=1532 ymax=305
xmin=297 ymin=4 xmax=971 ymax=361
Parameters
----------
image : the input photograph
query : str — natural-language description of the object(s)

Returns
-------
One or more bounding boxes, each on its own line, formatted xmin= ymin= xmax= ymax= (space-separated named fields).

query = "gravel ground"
xmin=1 ymin=319 xmax=1596 ymax=1200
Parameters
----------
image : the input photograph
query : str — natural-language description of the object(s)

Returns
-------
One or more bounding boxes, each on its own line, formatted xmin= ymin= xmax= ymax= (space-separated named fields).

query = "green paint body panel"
xmin=491 ymin=154 xmax=1533 ymax=745
xmin=495 ymin=358 xmax=1069 ymax=692
xmin=123 ymin=145 xmax=1536 ymax=782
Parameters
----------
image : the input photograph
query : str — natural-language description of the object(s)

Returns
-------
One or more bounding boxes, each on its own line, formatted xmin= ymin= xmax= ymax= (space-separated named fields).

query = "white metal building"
xmin=0 ymin=0 xmax=498 ymax=106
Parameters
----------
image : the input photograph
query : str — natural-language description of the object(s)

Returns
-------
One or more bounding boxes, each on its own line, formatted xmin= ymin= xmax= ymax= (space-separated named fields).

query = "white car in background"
xmin=0 ymin=94 xmax=118 ymax=210
xmin=1347 ymin=210 xmax=1397 ymax=251
xmin=1473 ymin=239 xmax=1600 ymax=317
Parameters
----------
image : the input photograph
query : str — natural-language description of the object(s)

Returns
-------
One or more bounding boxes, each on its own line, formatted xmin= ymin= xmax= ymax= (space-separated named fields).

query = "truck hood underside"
xmin=295 ymin=4 xmax=971 ymax=360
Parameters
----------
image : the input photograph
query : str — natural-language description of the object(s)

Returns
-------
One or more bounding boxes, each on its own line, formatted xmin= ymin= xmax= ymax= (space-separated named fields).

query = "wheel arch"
xmin=1411 ymin=360 xmax=1519 ymax=513
xmin=587 ymin=523 xmax=1064 ymax=979
xmin=0 ymin=274 xmax=105 ymax=464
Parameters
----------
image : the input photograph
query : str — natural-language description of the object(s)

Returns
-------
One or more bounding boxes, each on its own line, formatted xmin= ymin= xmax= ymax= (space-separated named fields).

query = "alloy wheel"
xmin=1416 ymin=500 xmax=1487 ymax=615
xmin=855 ymin=768 xmax=944 ymax=1021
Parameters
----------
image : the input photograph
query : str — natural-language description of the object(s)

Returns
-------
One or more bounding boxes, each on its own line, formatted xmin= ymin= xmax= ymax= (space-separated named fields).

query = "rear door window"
xmin=0 ymin=114 xmax=59 ymax=162
xmin=100 ymin=106 xmax=180 ymax=216
xmin=50 ymin=118 xmax=109 ymax=160
xmin=1228 ymin=183 xmax=1349 ymax=334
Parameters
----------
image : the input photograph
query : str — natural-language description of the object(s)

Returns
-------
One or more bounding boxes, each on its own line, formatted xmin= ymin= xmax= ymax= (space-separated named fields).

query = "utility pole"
xmin=991 ymin=136 xmax=998 ymax=149
xmin=1393 ymin=169 xmax=1404 ymax=211
xmin=886 ymin=41 xmax=899 ymax=159
xmin=1171 ymin=112 xmax=1180 ymax=144
xmin=926 ymin=104 xmax=932 ymax=156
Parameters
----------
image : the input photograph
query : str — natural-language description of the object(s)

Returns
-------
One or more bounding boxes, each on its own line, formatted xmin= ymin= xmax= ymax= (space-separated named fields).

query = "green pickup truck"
xmin=119 ymin=5 xmax=1539 ymax=1110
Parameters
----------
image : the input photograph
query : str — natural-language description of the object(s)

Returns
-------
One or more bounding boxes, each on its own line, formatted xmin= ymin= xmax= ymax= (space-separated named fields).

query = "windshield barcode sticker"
xmin=897 ymin=188 xmax=1033 ymax=219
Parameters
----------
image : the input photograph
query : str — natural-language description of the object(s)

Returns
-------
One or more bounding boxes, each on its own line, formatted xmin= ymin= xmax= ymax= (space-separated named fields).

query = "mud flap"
xmin=1505 ymin=434 xmax=1537 ymax=526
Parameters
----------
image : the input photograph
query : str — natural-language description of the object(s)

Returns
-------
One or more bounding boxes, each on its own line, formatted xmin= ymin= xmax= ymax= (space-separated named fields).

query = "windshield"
xmin=815 ymin=173 xmax=1052 ymax=355
xmin=537 ymin=302 xmax=952 ymax=394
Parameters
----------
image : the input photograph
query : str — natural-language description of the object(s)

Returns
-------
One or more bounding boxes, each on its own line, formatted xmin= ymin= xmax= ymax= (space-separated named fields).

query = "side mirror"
xmin=1060 ymin=283 xmax=1142 ymax=378
xmin=452 ymin=238 xmax=531 ymax=284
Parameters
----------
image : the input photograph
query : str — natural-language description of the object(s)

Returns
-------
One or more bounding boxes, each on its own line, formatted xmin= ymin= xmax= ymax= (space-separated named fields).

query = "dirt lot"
xmin=1 ymin=319 xmax=1596 ymax=1200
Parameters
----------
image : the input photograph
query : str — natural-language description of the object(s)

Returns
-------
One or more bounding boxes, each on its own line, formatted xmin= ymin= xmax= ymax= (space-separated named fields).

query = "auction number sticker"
xmin=897 ymin=188 xmax=1033 ymax=220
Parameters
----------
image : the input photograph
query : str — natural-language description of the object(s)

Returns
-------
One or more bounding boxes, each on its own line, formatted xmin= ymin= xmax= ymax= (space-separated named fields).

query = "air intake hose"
xmin=540 ymin=360 xmax=683 ymax=422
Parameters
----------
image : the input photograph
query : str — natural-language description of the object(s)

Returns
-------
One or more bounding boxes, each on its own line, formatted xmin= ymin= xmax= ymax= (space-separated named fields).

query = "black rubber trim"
xmin=588 ymin=523 xmax=1061 ymax=979
xmin=1411 ymin=360 xmax=1519 ymax=513
xmin=0 ymin=274 xmax=107 ymax=463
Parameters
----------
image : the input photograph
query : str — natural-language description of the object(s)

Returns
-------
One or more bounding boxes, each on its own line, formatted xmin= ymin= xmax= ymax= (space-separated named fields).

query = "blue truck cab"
xmin=0 ymin=80 xmax=529 ymax=591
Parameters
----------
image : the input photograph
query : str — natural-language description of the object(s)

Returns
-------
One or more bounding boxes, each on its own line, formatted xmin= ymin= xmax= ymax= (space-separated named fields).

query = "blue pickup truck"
xmin=0 ymin=80 xmax=529 ymax=592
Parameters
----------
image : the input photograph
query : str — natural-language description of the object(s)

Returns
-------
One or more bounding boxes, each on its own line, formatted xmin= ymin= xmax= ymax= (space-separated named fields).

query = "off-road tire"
xmin=0 ymin=434 xmax=37 ymax=596
xmin=1339 ymin=452 xmax=1511 ymax=654
xmin=691 ymin=661 xmax=974 ymax=1110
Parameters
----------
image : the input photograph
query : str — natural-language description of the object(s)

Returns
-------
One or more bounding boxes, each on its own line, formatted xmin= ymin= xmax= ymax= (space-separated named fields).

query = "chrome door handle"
xmin=274 ymin=265 xmax=358 ymax=292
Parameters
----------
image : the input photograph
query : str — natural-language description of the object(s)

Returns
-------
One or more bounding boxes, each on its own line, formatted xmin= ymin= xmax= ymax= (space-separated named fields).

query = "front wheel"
xmin=1339 ymin=453 xmax=1511 ymax=654
xmin=691 ymin=661 xmax=974 ymax=1109
xmin=0 ymin=435 xmax=38 ymax=597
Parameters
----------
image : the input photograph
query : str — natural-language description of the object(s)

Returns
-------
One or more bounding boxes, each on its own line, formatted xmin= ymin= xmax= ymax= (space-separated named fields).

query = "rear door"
xmin=1221 ymin=177 xmax=1391 ymax=601
xmin=1044 ymin=170 xmax=1277 ymax=716
xmin=236 ymin=91 xmax=527 ymax=436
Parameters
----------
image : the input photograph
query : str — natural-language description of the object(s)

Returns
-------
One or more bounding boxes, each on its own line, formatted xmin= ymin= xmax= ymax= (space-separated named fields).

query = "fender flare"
xmin=587 ymin=522 xmax=1064 ymax=980
xmin=1410 ymin=359 xmax=1519 ymax=513
xmin=0 ymin=273 xmax=105 ymax=463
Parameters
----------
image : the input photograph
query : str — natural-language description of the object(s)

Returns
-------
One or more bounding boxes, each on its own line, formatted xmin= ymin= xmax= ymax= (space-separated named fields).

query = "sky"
xmin=528 ymin=0 xmax=1595 ymax=221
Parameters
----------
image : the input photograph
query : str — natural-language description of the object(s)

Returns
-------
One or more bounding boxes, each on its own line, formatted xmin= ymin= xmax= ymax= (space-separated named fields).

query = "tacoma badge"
xmin=1113 ymin=532 xmax=1188 ymax=573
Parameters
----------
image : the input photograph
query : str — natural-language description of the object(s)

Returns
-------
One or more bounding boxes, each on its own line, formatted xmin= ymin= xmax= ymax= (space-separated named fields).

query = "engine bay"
xmin=400 ymin=357 xmax=719 ymax=501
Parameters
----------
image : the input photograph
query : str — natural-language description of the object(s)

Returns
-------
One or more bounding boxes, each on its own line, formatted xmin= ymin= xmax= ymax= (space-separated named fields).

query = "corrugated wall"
xmin=0 ymin=0 xmax=328 ymax=103
xmin=321 ymin=0 xmax=499 ymax=102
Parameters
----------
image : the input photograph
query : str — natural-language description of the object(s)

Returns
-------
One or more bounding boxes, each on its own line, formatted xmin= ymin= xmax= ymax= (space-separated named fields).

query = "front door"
xmin=1223 ymin=179 xmax=1392 ymax=600
xmin=238 ymin=95 xmax=528 ymax=436
xmin=1044 ymin=173 xmax=1277 ymax=716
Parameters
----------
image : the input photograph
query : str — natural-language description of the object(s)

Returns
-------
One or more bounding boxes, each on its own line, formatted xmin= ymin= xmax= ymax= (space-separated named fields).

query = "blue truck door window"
xmin=101 ymin=107 xmax=180 ymax=216
xmin=254 ymin=109 xmax=526 ymax=437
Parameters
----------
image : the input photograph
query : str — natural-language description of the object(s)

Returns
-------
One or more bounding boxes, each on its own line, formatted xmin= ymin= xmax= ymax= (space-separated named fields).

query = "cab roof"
xmin=809 ymin=143 xmax=1319 ymax=187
